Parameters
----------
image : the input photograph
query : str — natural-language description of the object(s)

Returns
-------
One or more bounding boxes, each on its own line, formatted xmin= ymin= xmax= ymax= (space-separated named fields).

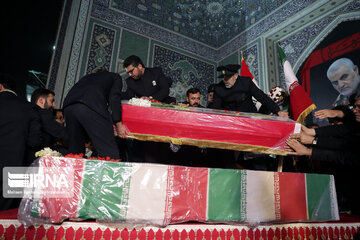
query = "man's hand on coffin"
xmin=286 ymin=139 xmax=312 ymax=156
xmin=301 ymin=125 xmax=316 ymax=136
xmin=289 ymin=132 xmax=314 ymax=145
xmin=314 ymin=109 xmax=344 ymax=119
xmin=277 ymin=110 xmax=289 ymax=118
xmin=116 ymin=122 xmax=130 ymax=138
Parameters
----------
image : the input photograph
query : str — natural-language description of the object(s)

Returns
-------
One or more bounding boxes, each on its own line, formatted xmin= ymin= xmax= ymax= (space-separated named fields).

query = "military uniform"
xmin=213 ymin=65 xmax=280 ymax=114
xmin=211 ymin=65 xmax=281 ymax=170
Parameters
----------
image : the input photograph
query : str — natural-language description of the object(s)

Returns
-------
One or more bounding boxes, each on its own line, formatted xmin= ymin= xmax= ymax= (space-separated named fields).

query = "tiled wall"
xmin=51 ymin=0 xmax=360 ymax=106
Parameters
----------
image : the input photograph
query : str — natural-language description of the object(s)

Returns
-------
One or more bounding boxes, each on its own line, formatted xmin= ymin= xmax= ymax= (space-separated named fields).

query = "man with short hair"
xmin=327 ymin=58 xmax=360 ymax=106
xmin=31 ymin=88 xmax=68 ymax=153
xmin=122 ymin=55 xmax=172 ymax=164
xmin=122 ymin=55 xmax=170 ymax=102
xmin=31 ymin=88 xmax=56 ymax=110
xmin=181 ymin=87 xmax=204 ymax=107
xmin=0 ymin=74 xmax=42 ymax=210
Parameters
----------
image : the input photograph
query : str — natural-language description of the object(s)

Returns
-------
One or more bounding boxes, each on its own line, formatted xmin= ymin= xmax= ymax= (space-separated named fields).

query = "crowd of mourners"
xmin=1 ymin=55 xmax=359 ymax=214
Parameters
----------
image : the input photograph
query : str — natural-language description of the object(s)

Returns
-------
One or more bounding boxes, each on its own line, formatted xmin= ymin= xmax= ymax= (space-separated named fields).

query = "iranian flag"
xmin=278 ymin=45 xmax=316 ymax=123
xmin=240 ymin=56 xmax=262 ymax=110
xmin=21 ymin=156 xmax=339 ymax=226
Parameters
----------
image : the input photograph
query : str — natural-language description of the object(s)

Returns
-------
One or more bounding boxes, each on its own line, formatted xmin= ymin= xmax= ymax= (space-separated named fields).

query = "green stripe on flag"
xmin=306 ymin=174 xmax=333 ymax=220
xmin=77 ymin=160 xmax=133 ymax=220
xmin=30 ymin=200 xmax=40 ymax=217
xmin=208 ymin=169 xmax=244 ymax=221
xmin=278 ymin=45 xmax=287 ymax=66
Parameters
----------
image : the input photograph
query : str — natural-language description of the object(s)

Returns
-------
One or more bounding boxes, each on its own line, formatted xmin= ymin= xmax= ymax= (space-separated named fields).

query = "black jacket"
xmin=122 ymin=67 xmax=170 ymax=102
xmin=63 ymin=71 xmax=123 ymax=122
xmin=0 ymin=91 xmax=42 ymax=168
xmin=212 ymin=76 xmax=280 ymax=114
xmin=34 ymin=105 xmax=68 ymax=147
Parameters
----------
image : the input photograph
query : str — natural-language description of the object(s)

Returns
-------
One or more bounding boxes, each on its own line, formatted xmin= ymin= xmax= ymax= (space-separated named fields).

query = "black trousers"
xmin=64 ymin=103 xmax=120 ymax=159
xmin=127 ymin=140 xmax=170 ymax=164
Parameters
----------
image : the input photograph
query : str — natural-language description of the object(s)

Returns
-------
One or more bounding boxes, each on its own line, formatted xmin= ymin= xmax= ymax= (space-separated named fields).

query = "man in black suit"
xmin=122 ymin=55 xmax=172 ymax=163
xmin=31 ymin=88 xmax=69 ymax=155
xmin=213 ymin=64 xmax=288 ymax=117
xmin=0 ymin=74 xmax=42 ymax=210
xmin=63 ymin=71 xmax=128 ymax=159
xmin=122 ymin=55 xmax=170 ymax=101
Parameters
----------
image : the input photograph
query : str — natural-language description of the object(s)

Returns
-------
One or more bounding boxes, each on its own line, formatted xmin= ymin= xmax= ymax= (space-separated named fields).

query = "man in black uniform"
xmin=63 ymin=71 xmax=128 ymax=159
xmin=0 ymin=74 xmax=43 ymax=210
xmin=212 ymin=65 xmax=288 ymax=169
xmin=31 ymin=88 xmax=69 ymax=155
xmin=213 ymin=64 xmax=288 ymax=117
xmin=122 ymin=55 xmax=171 ymax=164
xmin=122 ymin=55 xmax=170 ymax=102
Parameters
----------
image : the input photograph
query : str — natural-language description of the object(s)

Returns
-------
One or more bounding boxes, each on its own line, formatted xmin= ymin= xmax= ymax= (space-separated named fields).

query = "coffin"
xmin=121 ymin=102 xmax=301 ymax=155
xmin=18 ymin=156 xmax=339 ymax=226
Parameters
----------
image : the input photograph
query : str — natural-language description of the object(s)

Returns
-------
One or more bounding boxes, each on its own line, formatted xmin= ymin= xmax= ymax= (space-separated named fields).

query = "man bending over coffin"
xmin=63 ymin=70 xmax=128 ymax=160
xmin=212 ymin=64 xmax=288 ymax=170
xmin=213 ymin=64 xmax=288 ymax=117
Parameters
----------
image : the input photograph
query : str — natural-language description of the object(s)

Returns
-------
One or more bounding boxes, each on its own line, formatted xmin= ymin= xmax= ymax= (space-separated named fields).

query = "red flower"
xmin=65 ymin=153 xmax=121 ymax=162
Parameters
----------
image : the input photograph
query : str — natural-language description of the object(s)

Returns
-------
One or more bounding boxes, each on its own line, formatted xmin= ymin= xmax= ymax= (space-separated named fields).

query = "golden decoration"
xmin=297 ymin=103 xmax=316 ymax=124
xmin=130 ymin=133 xmax=289 ymax=155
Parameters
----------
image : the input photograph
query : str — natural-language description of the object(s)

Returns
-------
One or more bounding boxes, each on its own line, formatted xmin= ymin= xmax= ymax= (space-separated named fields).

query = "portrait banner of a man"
xmin=301 ymin=32 xmax=360 ymax=124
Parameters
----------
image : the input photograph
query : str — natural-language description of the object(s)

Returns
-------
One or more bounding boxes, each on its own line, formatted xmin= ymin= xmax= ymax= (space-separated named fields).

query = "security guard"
xmin=213 ymin=64 xmax=288 ymax=117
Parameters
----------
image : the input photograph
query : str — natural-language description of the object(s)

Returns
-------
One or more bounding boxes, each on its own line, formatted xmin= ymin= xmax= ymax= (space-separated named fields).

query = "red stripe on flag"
xmin=39 ymin=156 xmax=85 ymax=221
xmin=277 ymin=172 xmax=307 ymax=220
xmin=170 ymin=166 xmax=208 ymax=223
xmin=240 ymin=57 xmax=254 ymax=79
xmin=289 ymin=84 xmax=316 ymax=123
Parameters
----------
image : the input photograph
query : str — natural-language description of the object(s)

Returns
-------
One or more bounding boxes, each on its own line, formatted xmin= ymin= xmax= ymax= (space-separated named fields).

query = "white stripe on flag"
xmin=283 ymin=60 xmax=298 ymax=90
xmin=246 ymin=170 xmax=276 ymax=221
xmin=125 ymin=163 xmax=169 ymax=225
